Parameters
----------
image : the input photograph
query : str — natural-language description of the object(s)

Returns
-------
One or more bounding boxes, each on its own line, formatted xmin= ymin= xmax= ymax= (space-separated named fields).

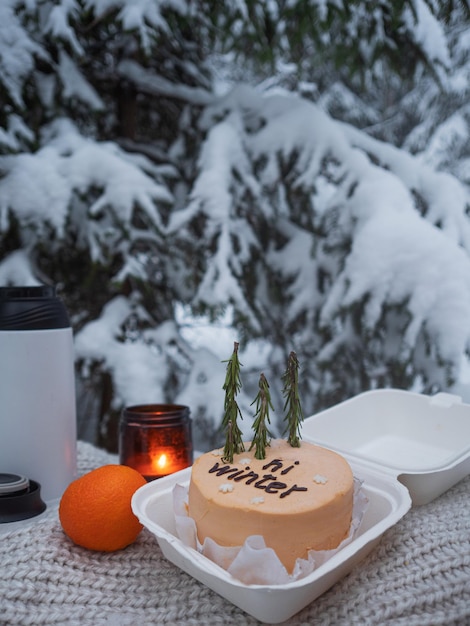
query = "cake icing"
xmin=188 ymin=438 xmax=354 ymax=573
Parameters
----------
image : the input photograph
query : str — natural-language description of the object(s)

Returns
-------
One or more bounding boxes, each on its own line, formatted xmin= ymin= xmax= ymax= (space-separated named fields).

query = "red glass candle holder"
xmin=119 ymin=404 xmax=193 ymax=481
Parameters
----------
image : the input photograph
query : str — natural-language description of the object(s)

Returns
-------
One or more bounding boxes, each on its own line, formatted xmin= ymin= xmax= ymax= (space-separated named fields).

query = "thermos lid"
xmin=0 ymin=473 xmax=47 ymax=523
xmin=0 ymin=285 xmax=70 ymax=330
xmin=0 ymin=474 xmax=30 ymax=495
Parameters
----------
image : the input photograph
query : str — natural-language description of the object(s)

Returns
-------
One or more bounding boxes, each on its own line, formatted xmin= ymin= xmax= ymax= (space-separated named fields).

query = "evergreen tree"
xmin=0 ymin=0 xmax=469 ymax=451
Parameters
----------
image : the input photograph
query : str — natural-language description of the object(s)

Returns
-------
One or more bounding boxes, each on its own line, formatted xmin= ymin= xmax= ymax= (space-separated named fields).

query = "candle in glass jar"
xmin=119 ymin=404 xmax=193 ymax=481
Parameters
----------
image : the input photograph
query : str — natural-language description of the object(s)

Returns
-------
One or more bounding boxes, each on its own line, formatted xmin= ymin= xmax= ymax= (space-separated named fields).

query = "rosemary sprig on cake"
xmin=282 ymin=350 xmax=304 ymax=447
xmin=221 ymin=341 xmax=245 ymax=463
xmin=249 ymin=373 xmax=274 ymax=460
xmin=220 ymin=345 xmax=305 ymax=460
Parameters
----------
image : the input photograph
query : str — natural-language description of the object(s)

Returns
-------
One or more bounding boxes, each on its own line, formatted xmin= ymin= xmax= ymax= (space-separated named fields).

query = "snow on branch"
xmin=168 ymin=110 xmax=264 ymax=327
xmin=74 ymin=296 xmax=169 ymax=407
xmin=180 ymin=84 xmax=470 ymax=381
xmin=0 ymin=150 xmax=71 ymax=234
xmin=403 ymin=0 xmax=451 ymax=73
xmin=44 ymin=2 xmax=84 ymax=57
xmin=340 ymin=122 xmax=470 ymax=251
xmin=320 ymin=202 xmax=470 ymax=364
xmin=87 ymin=0 xmax=188 ymax=53
xmin=0 ymin=250 xmax=38 ymax=286
xmin=58 ymin=51 xmax=104 ymax=110
xmin=0 ymin=3 xmax=46 ymax=108
xmin=0 ymin=119 xmax=172 ymax=251
xmin=118 ymin=59 xmax=213 ymax=106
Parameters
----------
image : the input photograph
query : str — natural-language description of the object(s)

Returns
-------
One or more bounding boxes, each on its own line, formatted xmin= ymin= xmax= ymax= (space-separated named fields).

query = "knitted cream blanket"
xmin=1 ymin=441 xmax=469 ymax=626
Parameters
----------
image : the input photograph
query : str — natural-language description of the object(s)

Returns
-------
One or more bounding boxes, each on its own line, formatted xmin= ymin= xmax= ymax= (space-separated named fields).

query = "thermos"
xmin=0 ymin=285 xmax=77 ymax=505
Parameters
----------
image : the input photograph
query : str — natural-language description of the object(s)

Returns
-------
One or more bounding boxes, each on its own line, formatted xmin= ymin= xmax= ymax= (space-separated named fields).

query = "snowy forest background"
xmin=1 ymin=0 xmax=470 ymax=453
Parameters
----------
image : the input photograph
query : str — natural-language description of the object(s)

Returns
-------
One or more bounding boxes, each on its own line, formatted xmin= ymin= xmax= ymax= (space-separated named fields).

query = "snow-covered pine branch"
xmin=178 ymin=84 xmax=470 ymax=402
xmin=1 ymin=0 xmax=469 ymax=450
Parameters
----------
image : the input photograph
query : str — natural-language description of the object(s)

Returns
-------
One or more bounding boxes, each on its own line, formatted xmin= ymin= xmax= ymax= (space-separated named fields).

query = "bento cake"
xmin=187 ymin=438 xmax=354 ymax=573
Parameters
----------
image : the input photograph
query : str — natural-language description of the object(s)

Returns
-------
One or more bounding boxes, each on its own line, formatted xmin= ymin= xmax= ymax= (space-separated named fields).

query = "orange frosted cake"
xmin=188 ymin=438 xmax=354 ymax=573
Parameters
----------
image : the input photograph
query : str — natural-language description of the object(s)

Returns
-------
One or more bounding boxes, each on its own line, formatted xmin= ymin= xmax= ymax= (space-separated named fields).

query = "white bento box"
xmin=132 ymin=389 xmax=470 ymax=624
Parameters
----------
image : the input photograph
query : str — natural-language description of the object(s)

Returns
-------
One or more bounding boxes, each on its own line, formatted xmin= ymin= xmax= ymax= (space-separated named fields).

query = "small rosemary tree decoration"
xmin=249 ymin=373 xmax=274 ymax=460
xmin=221 ymin=341 xmax=245 ymax=463
xmin=282 ymin=351 xmax=304 ymax=447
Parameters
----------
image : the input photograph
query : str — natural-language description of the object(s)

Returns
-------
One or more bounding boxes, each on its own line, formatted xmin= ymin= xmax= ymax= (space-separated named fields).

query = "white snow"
xmin=0 ymin=250 xmax=38 ymax=285
xmin=74 ymin=297 xmax=172 ymax=407
xmin=58 ymin=51 xmax=104 ymax=110
xmin=0 ymin=150 xmax=71 ymax=234
xmin=44 ymin=3 xmax=84 ymax=56
xmin=403 ymin=0 xmax=450 ymax=69
xmin=2 ymin=0 xmax=470 ymax=444
xmin=0 ymin=2 xmax=45 ymax=107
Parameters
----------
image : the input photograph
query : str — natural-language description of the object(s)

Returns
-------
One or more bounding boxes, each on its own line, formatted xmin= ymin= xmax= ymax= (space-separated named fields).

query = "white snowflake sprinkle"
xmin=313 ymin=474 xmax=328 ymax=484
xmin=211 ymin=448 xmax=223 ymax=456
xmin=250 ymin=496 xmax=265 ymax=504
xmin=240 ymin=458 xmax=251 ymax=465
xmin=219 ymin=483 xmax=234 ymax=493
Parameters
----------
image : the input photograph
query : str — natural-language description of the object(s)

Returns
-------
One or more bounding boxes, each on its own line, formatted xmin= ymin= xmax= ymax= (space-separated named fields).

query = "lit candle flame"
xmin=153 ymin=453 xmax=168 ymax=472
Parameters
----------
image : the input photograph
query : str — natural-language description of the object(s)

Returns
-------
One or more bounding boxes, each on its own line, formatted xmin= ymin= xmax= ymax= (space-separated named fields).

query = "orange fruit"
xmin=59 ymin=464 xmax=147 ymax=551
